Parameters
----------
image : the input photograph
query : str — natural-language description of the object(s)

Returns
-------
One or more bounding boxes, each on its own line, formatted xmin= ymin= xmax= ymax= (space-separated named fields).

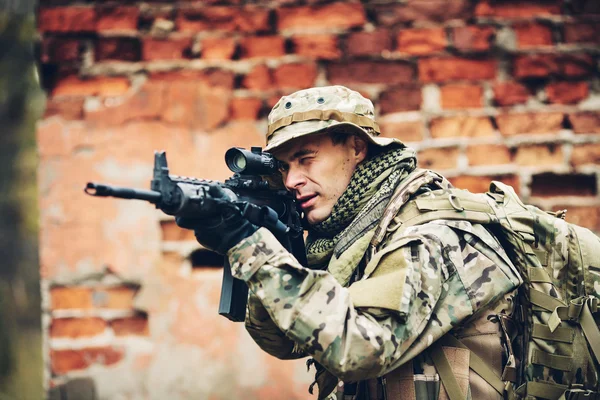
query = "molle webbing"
xmin=267 ymin=109 xmax=381 ymax=138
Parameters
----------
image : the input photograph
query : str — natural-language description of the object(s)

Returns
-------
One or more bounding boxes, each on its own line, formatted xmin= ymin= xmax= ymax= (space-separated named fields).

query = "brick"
xmin=513 ymin=22 xmax=553 ymax=48
xmin=440 ymin=83 xmax=483 ymax=109
xmin=41 ymin=37 xmax=81 ymax=63
xmin=546 ymin=81 xmax=588 ymax=104
xmin=92 ymin=287 xmax=137 ymax=309
xmin=466 ymin=144 xmax=511 ymax=166
xmin=475 ymin=1 xmax=561 ymax=18
xmin=200 ymin=37 xmax=236 ymax=60
xmin=345 ymin=29 xmax=392 ymax=57
xmin=242 ymin=64 xmax=273 ymax=90
xmin=38 ymin=7 xmax=97 ymax=33
xmin=292 ymin=35 xmax=341 ymax=60
xmin=430 ymin=115 xmax=495 ymax=138
xmin=569 ymin=112 xmax=600 ymax=134
xmin=418 ymin=57 xmax=497 ymax=82
xmin=378 ymin=85 xmax=422 ymax=114
xmin=177 ymin=6 xmax=270 ymax=33
xmin=496 ymin=112 xmax=564 ymax=136
xmin=396 ymin=28 xmax=447 ymax=55
xmin=513 ymin=144 xmax=564 ymax=166
xmin=492 ymin=81 xmax=530 ymax=106
xmin=162 ymin=82 xmax=232 ymax=130
xmin=531 ymin=173 xmax=596 ymax=197
xmin=44 ymin=97 xmax=84 ymax=120
xmin=50 ymin=318 xmax=107 ymax=338
xmin=51 ymin=347 xmax=124 ymax=374
xmin=160 ymin=220 xmax=196 ymax=241
xmin=273 ymin=63 xmax=318 ymax=89
xmin=372 ymin=0 xmax=470 ymax=25
xmin=149 ymin=69 xmax=235 ymax=89
xmin=554 ymin=206 xmax=600 ymax=232
xmin=196 ymin=85 xmax=232 ymax=130
xmin=239 ymin=36 xmax=285 ymax=58
xmin=230 ymin=96 xmax=264 ymax=120
xmin=143 ymin=35 xmax=193 ymax=61
xmin=514 ymin=54 xmax=595 ymax=79
xmin=417 ymin=147 xmax=460 ymax=170
xmin=52 ymin=75 xmax=130 ymax=97
xmin=95 ymin=37 xmax=141 ymax=62
xmin=452 ymin=26 xmax=495 ymax=52
xmin=564 ymin=23 xmax=600 ymax=45
xmin=379 ymin=119 xmax=424 ymax=142
xmin=111 ymin=316 xmax=149 ymax=336
xmin=571 ymin=143 xmax=600 ymax=166
xmin=51 ymin=287 xmax=93 ymax=309
xmin=450 ymin=175 xmax=520 ymax=194
xmin=86 ymin=80 xmax=164 ymax=126
xmin=96 ymin=5 xmax=139 ymax=32
xmin=327 ymin=61 xmax=414 ymax=85
xmin=277 ymin=3 xmax=365 ymax=31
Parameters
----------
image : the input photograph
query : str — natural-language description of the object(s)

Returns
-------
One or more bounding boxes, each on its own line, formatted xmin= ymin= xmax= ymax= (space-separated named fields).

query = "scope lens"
xmin=232 ymin=154 xmax=247 ymax=171
xmin=225 ymin=148 xmax=248 ymax=172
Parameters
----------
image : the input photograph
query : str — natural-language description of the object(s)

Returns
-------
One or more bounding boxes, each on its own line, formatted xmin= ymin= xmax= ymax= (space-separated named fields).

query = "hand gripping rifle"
xmin=85 ymin=147 xmax=307 ymax=322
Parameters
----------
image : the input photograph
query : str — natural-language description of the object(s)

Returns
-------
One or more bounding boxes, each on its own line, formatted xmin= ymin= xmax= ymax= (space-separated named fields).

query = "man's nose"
xmin=284 ymin=168 xmax=306 ymax=191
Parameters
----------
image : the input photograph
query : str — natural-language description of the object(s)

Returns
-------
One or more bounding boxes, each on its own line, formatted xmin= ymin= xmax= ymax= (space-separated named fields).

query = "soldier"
xmin=179 ymin=86 xmax=522 ymax=400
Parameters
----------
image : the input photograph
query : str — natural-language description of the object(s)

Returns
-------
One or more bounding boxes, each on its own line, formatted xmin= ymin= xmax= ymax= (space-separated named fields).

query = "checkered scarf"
xmin=306 ymin=146 xmax=416 ymax=269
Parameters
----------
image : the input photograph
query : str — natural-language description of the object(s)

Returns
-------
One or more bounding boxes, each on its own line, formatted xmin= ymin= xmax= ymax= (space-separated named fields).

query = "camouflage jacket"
xmin=228 ymin=218 xmax=522 ymax=395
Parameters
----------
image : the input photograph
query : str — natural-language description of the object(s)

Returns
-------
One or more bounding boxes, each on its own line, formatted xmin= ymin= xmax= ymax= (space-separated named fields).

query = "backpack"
xmin=372 ymin=169 xmax=600 ymax=400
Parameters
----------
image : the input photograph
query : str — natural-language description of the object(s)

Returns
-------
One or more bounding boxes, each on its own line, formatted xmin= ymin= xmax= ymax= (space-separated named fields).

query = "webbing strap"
xmin=558 ymin=389 xmax=600 ymax=400
xmin=267 ymin=109 xmax=381 ymax=137
xmin=532 ymin=322 xmax=575 ymax=343
xmin=531 ymin=348 xmax=572 ymax=371
xmin=579 ymin=298 xmax=600 ymax=365
xmin=518 ymin=381 xmax=568 ymax=400
xmin=429 ymin=342 xmax=466 ymax=400
xmin=528 ymin=267 xmax=553 ymax=283
xmin=530 ymin=289 xmax=566 ymax=312
xmin=370 ymin=169 xmax=439 ymax=250
xmin=441 ymin=335 xmax=505 ymax=396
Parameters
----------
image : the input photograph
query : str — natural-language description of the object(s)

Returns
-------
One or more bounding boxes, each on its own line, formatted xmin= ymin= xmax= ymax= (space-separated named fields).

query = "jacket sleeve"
xmin=245 ymin=291 xmax=306 ymax=360
xmin=229 ymin=222 xmax=520 ymax=382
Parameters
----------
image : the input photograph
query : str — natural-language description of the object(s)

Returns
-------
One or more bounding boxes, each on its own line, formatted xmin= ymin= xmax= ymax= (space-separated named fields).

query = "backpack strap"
xmin=438 ymin=335 xmax=505 ymax=396
xmin=429 ymin=341 xmax=468 ymax=400
xmin=370 ymin=168 xmax=446 ymax=252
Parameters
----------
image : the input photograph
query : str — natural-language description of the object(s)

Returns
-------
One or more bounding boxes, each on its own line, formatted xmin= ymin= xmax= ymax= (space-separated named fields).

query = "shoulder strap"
xmin=369 ymin=169 xmax=447 ymax=255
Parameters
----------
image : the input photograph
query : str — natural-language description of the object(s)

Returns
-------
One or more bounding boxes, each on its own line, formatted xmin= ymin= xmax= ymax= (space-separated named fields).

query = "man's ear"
xmin=351 ymin=135 xmax=368 ymax=163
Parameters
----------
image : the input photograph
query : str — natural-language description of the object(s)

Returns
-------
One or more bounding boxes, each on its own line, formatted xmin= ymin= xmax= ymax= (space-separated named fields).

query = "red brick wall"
xmin=37 ymin=0 xmax=600 ymax=398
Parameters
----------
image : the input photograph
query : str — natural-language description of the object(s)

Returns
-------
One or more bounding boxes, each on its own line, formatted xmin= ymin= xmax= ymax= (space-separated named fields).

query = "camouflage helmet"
xmin=265 ymin=85 xmax=404 ymax=152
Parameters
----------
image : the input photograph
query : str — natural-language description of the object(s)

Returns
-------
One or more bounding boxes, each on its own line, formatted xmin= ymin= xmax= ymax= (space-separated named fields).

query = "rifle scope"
xmin=225 ymin=147 xmax=280 ymax=176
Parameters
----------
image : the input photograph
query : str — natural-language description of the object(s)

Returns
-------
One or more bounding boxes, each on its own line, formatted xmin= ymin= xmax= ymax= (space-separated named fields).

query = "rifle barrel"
xmin=85 ymin=183 xmax=162 ymax=203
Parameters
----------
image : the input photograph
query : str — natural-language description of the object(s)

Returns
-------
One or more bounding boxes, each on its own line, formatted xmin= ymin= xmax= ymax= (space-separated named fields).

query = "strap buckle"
xmin=549 ymin=296 xmax=599 ymax=332
xmin=448 ymin=194 xmax=464 ymax=212
xmin=564 ymin=387 xmax=600 ymax=400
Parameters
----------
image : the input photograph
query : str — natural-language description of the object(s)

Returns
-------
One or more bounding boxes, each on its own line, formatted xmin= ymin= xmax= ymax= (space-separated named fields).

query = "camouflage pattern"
xmin=228 ymin=215 xmax=521 ymax=397
xmin=228 ymin=159 xmax=600 ymax=399
xmin=265 ymin=85 xmax=401 ymax=152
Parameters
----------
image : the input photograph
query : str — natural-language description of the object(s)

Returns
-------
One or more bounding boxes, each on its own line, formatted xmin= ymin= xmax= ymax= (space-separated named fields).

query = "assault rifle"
xmin=85 ymin=147 xmax=307 ymax=322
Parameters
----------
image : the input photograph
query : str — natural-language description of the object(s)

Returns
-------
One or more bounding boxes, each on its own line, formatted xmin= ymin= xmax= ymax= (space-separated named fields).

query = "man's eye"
xmin=278 ymin=163 xmax=289 ymax=173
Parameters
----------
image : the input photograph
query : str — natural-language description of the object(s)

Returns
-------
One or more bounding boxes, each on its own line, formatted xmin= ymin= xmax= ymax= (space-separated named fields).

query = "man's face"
xmin=273 ymin=133 xmax=367 ymax=225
